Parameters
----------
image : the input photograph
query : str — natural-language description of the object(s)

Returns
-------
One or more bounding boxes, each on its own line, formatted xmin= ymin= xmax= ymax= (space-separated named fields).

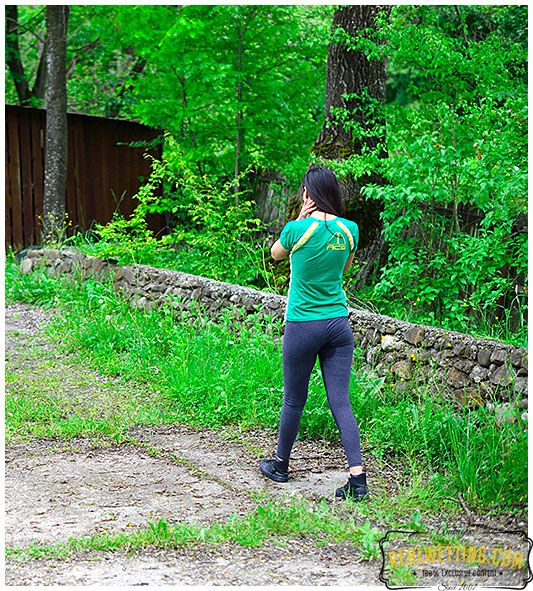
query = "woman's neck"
xmin=311 ymin=211 xmax=337 ymax=221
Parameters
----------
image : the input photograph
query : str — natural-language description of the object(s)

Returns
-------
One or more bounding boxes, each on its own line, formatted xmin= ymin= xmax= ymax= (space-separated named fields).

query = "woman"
xmin=259 ymin=166 xmax=368 ymax=501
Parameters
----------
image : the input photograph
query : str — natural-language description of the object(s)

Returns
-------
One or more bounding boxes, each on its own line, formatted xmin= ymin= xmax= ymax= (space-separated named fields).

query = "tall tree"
xmin=42 ymin=5 xmax=69 ymax=240
xmin=5 ymin=5 xmax=47 ymax=105
xmin=311 ymin=5 xmax=391 ymax=284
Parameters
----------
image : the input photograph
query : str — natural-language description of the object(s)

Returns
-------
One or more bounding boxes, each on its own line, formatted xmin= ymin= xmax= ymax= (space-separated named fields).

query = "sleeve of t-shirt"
xmin=349 ymin=220 xmax=360 ymax=253
xmin=279 ymin=221 xmax=297 ymax=250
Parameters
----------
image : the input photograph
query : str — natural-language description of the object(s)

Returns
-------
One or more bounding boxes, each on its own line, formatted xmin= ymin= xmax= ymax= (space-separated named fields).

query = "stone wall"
xmin=20 ymin=248 xmax=528 ymax=410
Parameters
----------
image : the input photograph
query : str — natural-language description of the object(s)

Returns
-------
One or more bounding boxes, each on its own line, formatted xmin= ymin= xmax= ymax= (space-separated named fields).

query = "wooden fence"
xmin=5 ymin=104 xmax=164 ymax=249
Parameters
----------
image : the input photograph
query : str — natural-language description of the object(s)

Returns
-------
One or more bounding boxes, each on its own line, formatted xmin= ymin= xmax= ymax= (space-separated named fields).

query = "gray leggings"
xmin=276 ymin=317 xmax=362 ymax=467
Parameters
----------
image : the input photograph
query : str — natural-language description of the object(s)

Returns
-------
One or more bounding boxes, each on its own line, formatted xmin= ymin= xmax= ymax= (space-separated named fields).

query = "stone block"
xmin=486 ymin=402 xmax=517 ymax=425
xmin=490 ymin=348 xmax=507 ymax=364
xmin=381 ymin=335 xmax=401 ymax=352
xmin=490 ymin=364 xmax=514 ymax=387
xmin=454 ymin=388 xmax=484 ymax=408
xmin=454 ymin=358 xmax=474 ymax=374
xmin=404 ymin=326 xmax=425 ymax=345
xmin=266 ymin=299 xmax=281 ymax=310
xmin=42 ymin=248 xmax=60 ymax=260
xmin=392 ymin=360 xmax=412 ymax=380
xmin=366 ymin=346 xmax=381 ymax=365
xmin=19 ymin=258 xmax=33 ymax=275
xmin=510 ymin=349 xmax=525 ymax=367
xmin=464 ymin=343 xmax=478 ymax=360
xmin=470 ymin=365 xmax=489 ymax=384
xmin=25 ymin=249 xmax=44 ymax=258
xmin=513 ymin=376 xmax=527 ymax=395
xmin=453 ymin=341 xmax=466 ymax=356
xmin=477 ymin=348 xmax=492 ymax=367
xmin=446 ymin=368 xmax=468 ymax=389
xmin=245 ymin=298 xmax=258 ymax=313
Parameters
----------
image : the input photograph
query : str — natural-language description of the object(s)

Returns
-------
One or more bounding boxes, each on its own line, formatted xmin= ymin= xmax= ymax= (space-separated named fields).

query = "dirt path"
xmin=5 ymin=302 xmax=382 ymax=585
xmin=5 ymin=303 xmax=524 ymax=586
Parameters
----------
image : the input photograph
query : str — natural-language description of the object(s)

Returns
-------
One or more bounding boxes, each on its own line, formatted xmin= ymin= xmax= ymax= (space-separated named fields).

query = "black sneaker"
xmin=259 ymin=458 xmax=289 ymax=483
xmin=335 ymin=472 xmax=369 ymax=500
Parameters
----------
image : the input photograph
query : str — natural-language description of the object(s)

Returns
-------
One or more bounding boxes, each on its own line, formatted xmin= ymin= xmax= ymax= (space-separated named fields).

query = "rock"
xmin=446 ymin=368 xmax=468 ymax=389
xmin=454 ymin=359 xmax=474 ymax=374
xmin=453 ymin=341 xmax=466 ymax=356
xmin=477 ymin=348 xmax=492 ymax=367
xmin=486 ymin=402 xmax=517 ymax=425
xmin=19 ymin=258 xmax=33 ymax=275
xmin=25 ymin=248 xmax=43 ymax=258
xmin=490 ymin=364 xmax=515 ymax=387
xmin=404 ymin=327 xmax=425 ymax=345
xmin=521 ymin=352 xmax=528 ymax=370
xmin=244 ymin=299 xmax=258 ymax=313
xmin=42 ymin=248 xmax=60 ymax=260
xmin=490 ymin=348 xmax=507 ymax=364
xmin=454 ymin=388 xmax=484 ymax=408
xmin=265 ymin=299 xmax=279 ymax=310
xmin=510 ymin=349 xmax=525 ymax=367
xmin=381 ymin=335 xmax=399 ymax=352
xmin=369 ymin=329 xmax=382 ymax=345
xmin=191 ymin=288 xmax=202 ymax=299
xmin=470 ymin=365 xmax=489 ymax=384
xmin=392 ymin=360 xmax=412 ymax=380
xmin=366 ymin=346 xmax=380 ymax=365
xmin=521 ymin=411 xmax=528 ymax=422
xmin=464 ymin=344 xmax=478 ymax=360
xmin=394 ymin=380 xmax=410 ymax=394
xmin=513 ymin=377 xmax=527 ymax=395
xmin=518 ymin=398 xmax=528 ymax=410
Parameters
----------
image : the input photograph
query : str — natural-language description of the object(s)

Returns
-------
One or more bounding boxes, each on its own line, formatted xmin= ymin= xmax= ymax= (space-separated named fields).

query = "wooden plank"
xmin=5 ymin=110 xmax=14 ymax=247
xmin=30 ymin=109 xmax=45 ymax=244
xmin=65 ymin=112 xmax=77 ymax=237
xmin=82 ymin=117 xmax=96 ymax=227
xmin=19 ymin=109 xmax=35 ymax=246
xmin=71 ymin=115 xmax=85 ymax=230
xmin=6 ymin=108 xmax=23 ymax=248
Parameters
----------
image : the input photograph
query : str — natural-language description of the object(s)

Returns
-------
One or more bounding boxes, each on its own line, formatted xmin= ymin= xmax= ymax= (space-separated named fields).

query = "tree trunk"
xmin=311 ymin=5 xmax=390 ymax=286
xmin=43 ymin=6 xmax=69 ymax=241
xmin=5 ymin=6 xmax=31 ymax=103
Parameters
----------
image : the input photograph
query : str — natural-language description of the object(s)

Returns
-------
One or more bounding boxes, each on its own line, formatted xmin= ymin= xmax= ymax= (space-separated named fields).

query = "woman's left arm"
xmin=271 ymin=240 xmax=290 ymax=260
xmin=343 ymin=253 xmax=355 ymax=274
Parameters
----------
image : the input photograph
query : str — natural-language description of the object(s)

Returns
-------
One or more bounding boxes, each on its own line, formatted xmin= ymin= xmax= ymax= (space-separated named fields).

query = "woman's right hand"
xmin=296 ymin=197 xmax=316 ymax=221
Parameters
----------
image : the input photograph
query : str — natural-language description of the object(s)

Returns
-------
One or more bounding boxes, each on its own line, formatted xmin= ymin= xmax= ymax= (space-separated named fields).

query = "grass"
xmin=5 ymin=254 xmax=528 ymax=511
xmin=6 ymin=495 xmax=385 ymax=563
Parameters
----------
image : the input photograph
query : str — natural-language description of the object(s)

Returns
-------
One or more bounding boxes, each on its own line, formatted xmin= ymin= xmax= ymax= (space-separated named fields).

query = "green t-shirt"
xmin=279 ymin=216 xmax=359 ymax=322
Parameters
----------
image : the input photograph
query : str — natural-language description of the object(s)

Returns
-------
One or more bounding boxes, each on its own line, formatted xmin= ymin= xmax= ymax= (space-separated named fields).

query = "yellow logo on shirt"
xmin=327 ymin=232 xmax=346 ymax=251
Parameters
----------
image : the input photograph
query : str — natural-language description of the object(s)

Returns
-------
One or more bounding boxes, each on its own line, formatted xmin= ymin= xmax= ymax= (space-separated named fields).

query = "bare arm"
xmin=343 ymin=252 xmax=355 ymax=274
xmin=271 ymin=240 xmax=290 ymax=260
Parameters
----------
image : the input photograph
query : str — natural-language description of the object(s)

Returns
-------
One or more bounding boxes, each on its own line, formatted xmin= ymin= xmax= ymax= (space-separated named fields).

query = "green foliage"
xmin=330 ymin=5 xmax=527 ymax=341
xmin=85 ymin=135 xmax=274 ymax=287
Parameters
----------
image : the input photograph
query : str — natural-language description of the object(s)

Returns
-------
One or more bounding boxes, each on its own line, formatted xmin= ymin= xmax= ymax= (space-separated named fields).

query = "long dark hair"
xmin=302 ymin=166 xmax=344 ymax=217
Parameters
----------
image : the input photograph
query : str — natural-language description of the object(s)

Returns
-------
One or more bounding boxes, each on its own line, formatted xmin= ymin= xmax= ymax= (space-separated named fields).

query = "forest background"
xmin=5 ymin=4 xmax=528 ymax=346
